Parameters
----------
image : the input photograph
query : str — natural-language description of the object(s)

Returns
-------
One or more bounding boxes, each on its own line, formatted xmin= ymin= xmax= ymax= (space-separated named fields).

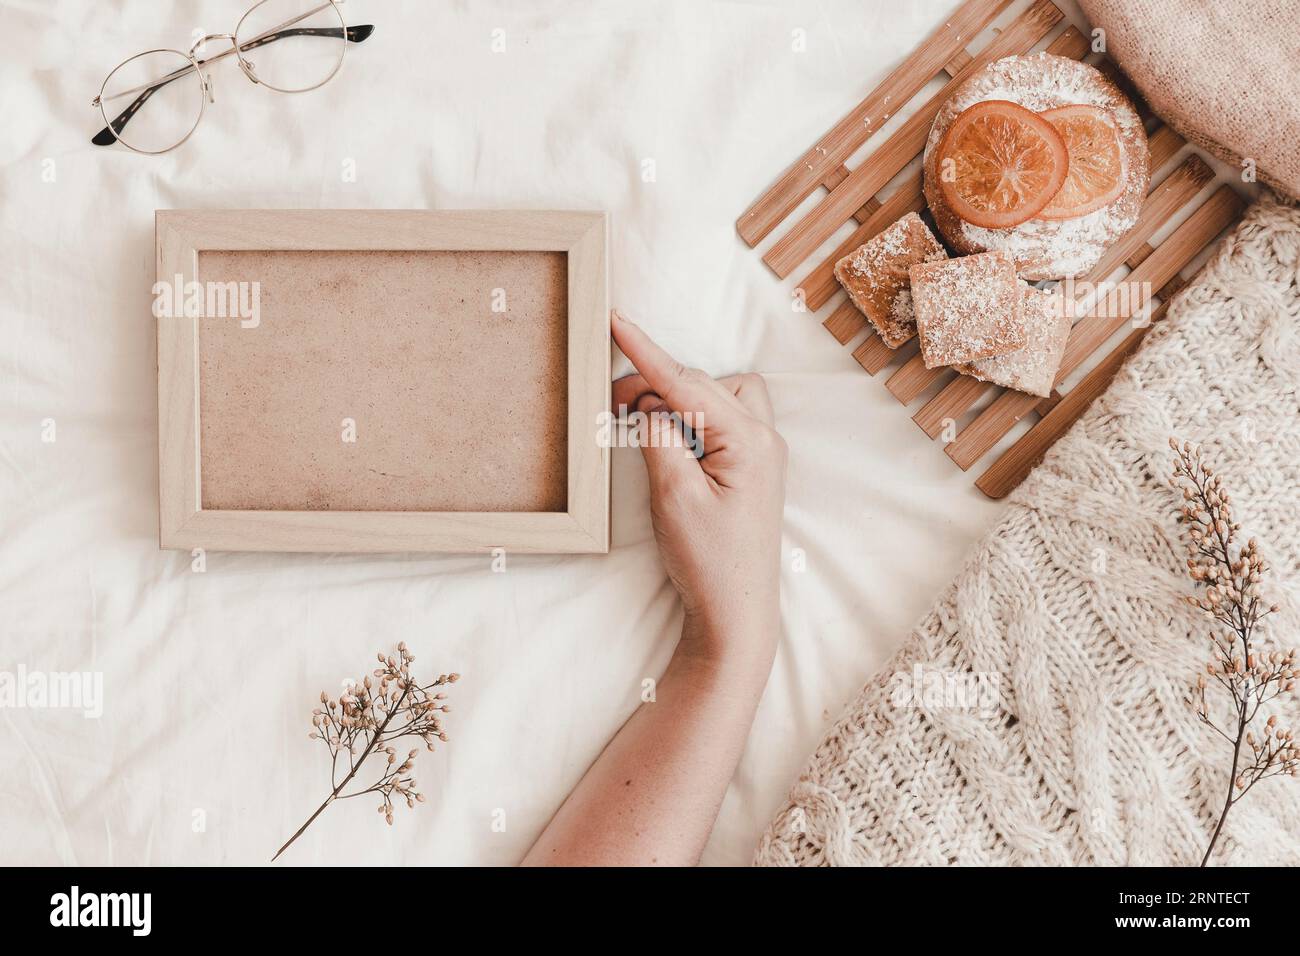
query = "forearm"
xmin=521 ymin=617 xmax=777 ymax=866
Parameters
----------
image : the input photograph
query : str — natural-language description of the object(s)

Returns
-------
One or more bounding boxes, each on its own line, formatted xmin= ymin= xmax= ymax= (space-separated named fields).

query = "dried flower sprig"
xmin=273 ymin=642 xmax=460 ymax=862
xmin=1170 ymin=438 xmax=1298 ymax=866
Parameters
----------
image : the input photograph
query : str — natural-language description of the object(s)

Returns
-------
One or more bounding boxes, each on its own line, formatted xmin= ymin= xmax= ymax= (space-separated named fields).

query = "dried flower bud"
xmin=281 ymin=645 xmax=461 ymax=860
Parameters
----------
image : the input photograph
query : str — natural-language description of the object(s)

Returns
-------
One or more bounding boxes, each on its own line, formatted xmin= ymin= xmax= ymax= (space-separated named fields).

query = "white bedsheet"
xmin=0 ymin=0 xmax=1075 ymax=865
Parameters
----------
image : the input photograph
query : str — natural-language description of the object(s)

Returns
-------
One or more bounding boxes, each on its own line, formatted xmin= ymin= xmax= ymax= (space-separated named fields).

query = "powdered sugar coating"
xmin=923 ymin=53 xmax=1149 ymax=280
xmin=910 ymin=251 xmax=1025 ymax=368
xmin=956 ymin=283 xmax=1075 ymax=397
xmin=888 ymin=289 xmax=914 ymax=332
xmin=833 ymin=212 xmax=947 ymax=347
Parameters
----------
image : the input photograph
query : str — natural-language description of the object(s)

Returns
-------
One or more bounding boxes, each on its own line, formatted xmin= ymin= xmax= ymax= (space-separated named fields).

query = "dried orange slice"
xmin=1037 ymin=104 xmax=1126 ymax=220
xmin=936 ymin=99 xmax=1068 ymax=229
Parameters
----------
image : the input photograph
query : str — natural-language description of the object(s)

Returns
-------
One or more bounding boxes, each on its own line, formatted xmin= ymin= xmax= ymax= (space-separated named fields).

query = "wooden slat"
xmin=823 ymin=300 xmax=868 ymax=344
xmin=944 ymin=186 xmax=1245 ymax=470
xmin=852 ymin=197 xmax=883 ymax=225
xmin=910 ymin=151 xmax=1213 ymax=433
xmin=823 ymin=166 xmax=887 ymax=225
xmin=763 ymin=4 xmax=1074 ymax=277
xmin=886 ymin=344 xmax=943 ymax=403
xmin=735 ymin=0 xmax=1015 ymax=247
xmin=1125 ymin=242 xmax=1156 ymax=271
xmin=1156 ymin=272 xmax=1189 ymax=302
xmin=887 ymin=359 xmax=955 ymax=403
xmin=821 ymin=165 xmax=850 ymax=190
xmin=912 ymin=373 xmax=990 ymax=436
xmin=1144 ymin=119 xmax=1185 ymax=171
xmin=974 ymin=302 xmax=1170 ymax=498
xmin=1033 ymin=388 xmax=1064 ymax=417
xmin=853 ymin=333 xmax=912 ymax=375
xmin=944 ymin=49 xmax=975 ymax=76
xmin=798 ymin=175 xmax=926 ymax=311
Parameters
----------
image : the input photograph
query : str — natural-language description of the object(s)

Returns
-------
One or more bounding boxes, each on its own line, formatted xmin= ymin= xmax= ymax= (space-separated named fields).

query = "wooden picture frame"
xmin=155 ymin=209 xmax=609 ymax=554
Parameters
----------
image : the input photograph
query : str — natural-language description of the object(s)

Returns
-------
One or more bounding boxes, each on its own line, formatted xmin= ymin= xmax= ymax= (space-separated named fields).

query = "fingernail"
xmin=611 ymin=308 xmax=635 ymax=326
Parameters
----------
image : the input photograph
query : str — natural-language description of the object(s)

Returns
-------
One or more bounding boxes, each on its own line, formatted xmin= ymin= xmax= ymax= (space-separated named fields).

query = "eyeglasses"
xmin=91 ymin=0 xmax=374 ymax=154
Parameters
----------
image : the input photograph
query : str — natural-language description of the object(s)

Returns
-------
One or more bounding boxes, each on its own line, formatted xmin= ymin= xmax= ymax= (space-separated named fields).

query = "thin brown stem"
xmin=1173 ymin=440 xmax=1297 ymax=866
xmin=273 ymin=685 xmax=409 ymax=862
xmin=1200 ymin=696 xmax=1247 ymax=867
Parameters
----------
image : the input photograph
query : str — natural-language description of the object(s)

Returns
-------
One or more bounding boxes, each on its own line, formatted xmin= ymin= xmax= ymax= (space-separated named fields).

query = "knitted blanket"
xmin=1078 ymin=0 xmax=1300 ymax=200
xmin=756 ymin=194 xmax=1300 ymax=866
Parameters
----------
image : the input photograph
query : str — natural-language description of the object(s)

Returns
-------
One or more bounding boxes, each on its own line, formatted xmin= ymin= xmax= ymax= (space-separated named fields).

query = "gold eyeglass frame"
xmin=91 ymin=0 xmax=370 ymax=155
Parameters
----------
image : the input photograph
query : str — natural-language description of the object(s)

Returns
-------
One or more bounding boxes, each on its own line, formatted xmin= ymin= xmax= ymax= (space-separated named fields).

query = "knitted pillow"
xmin=755 ymin=193 xmax=1300 ymax=866
xmin=1078 ymin=0 xmax=1300 ymax=199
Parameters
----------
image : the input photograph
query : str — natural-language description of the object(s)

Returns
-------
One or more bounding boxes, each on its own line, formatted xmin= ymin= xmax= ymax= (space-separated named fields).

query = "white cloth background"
xmin=0 ymin=0 xmax=1108 ymax=865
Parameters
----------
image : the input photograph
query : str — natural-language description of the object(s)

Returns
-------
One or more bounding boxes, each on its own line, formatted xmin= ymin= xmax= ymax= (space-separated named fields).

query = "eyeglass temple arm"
xmin=91 ymin=24 xmax=374 ymax=146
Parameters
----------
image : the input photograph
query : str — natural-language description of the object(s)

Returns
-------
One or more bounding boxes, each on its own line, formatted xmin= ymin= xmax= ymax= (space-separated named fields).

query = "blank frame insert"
xmin=197 ymin=249 xmax=569 ymax=513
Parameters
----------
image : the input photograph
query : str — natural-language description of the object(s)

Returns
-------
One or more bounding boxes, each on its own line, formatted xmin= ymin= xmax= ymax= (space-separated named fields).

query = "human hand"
xmin=611 ymin=310 xmax=787 ymax=674
xmin=520 ymin=312 xmax=787 ymax=866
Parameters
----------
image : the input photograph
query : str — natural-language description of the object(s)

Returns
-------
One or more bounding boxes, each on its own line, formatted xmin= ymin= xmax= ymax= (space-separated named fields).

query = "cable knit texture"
xmin=755 ymin=194 xmax=1300 ymax=866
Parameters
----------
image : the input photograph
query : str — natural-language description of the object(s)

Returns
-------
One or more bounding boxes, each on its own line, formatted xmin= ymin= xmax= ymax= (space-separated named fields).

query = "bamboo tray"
xmin=736 ymin=0 xmax=1245 ymax=499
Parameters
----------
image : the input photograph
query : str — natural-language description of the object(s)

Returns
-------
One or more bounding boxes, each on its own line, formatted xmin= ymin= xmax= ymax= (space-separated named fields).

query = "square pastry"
xmin=833 ymin=212 xmax=947 ymax=348
xmin=910 ymin=251 xmax=1024 ymax=368
xmin=955 ymin=283 xmax=1074 ymax=398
